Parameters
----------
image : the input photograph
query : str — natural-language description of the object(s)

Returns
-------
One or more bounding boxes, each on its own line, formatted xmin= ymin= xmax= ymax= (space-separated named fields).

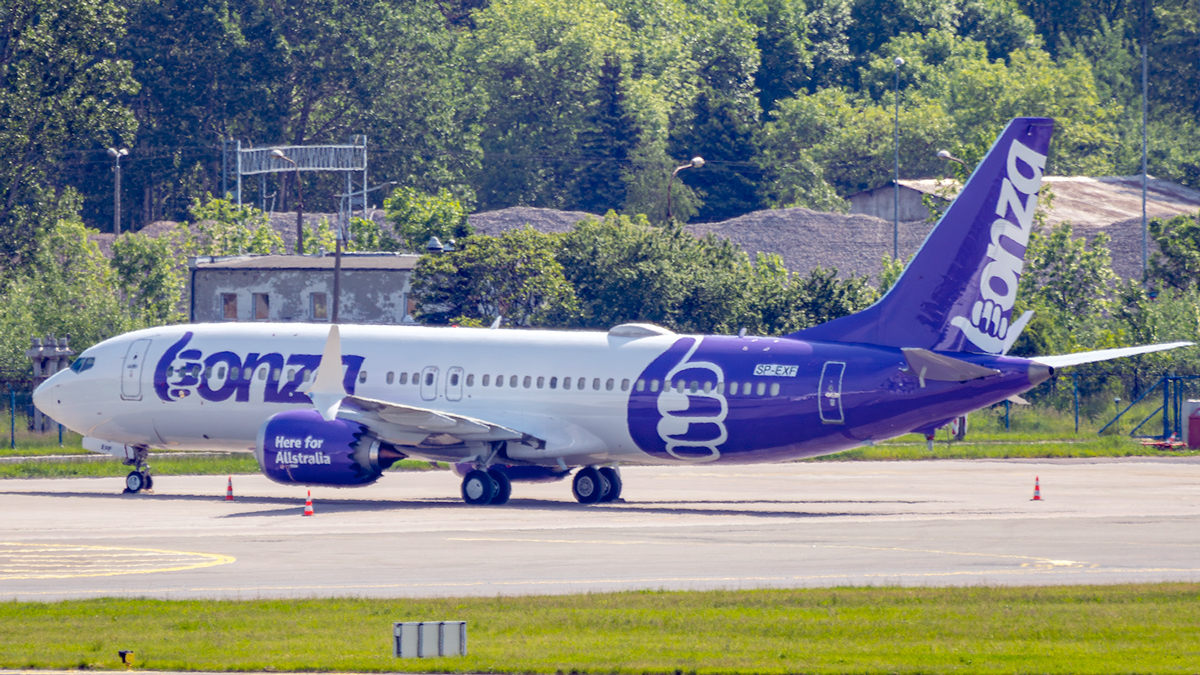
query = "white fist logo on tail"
xmin=950 ymin=138 xmax=1047 ymax=353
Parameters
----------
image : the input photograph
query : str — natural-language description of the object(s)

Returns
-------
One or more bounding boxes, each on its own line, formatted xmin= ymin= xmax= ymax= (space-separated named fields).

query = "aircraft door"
xmin=420 ymin=366 xmax=439 ymax=401
xmin=818 ymin=361 xmax=846 ymax=424
xmin=121 ymin=339 xmax=153 ymax=401
xmin=446 ymin=366 xmax=464 ymax=402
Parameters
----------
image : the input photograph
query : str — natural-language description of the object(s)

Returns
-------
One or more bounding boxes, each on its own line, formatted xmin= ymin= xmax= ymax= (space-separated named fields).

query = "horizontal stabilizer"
xmin=1031 ymin=342 xmax=1194 ymax=368
xmin=902 ymin=348 xmax=1001 ymax=382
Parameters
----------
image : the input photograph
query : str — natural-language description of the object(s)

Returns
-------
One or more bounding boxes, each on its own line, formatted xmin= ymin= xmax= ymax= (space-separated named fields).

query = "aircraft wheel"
xmin=597 ymin=467 xmax=622 ymax=502
xmin=572 ymin=466 xmax=604 ymax=504
xmin=124 ymin=471 xmax=145 ymax=494
xmin=461 ymin=469 xmax=497 ymax=505
xmin=141 ymin=472 xmax=154 ymax=491
xmin=488 ymin=469 xmax=512 ymax=505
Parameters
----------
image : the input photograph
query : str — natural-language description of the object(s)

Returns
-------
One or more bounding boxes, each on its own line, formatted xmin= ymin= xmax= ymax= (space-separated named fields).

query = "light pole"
xmin=330 ymin=181 xmax=397 ymax=323
xmin=271 ymin=149 xmax=304 ymax=254
xmin=936 ymin=149 xmax=970 ymax=172
xmin=893 ymin=56 xmax=904 ymax=260
xmin=107 ymin=148 xmax=128 ymax=235
xmin=666 ymin=156 xmax=704 ymax=222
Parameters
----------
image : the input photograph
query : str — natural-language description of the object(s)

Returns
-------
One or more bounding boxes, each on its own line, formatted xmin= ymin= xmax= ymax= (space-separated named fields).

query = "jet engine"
xmin=255 ymin=409 xmax=405 ymax=486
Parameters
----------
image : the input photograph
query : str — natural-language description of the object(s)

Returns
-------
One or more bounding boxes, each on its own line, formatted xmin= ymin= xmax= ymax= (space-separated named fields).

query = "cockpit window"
xmin=69 ymin=357 xmax=95 ymax=373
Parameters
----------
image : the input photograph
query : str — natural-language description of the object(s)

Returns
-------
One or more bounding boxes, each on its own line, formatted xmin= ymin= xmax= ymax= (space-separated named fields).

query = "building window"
xmin=311 ymin=292 xmax=328 ymax=321
xmin=253 ymin=293 xmax=269 ymax=320
xmin=222 ymin=293 xmax=238 ymax=320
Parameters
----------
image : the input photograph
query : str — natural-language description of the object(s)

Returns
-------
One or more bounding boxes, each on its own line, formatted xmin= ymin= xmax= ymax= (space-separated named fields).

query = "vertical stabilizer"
xmin=791 ymin=117 xmax=1054 ymax=353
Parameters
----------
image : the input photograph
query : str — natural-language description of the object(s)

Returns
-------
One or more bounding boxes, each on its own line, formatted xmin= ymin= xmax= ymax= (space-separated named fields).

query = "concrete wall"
xmin=848 ymin=185 xmax=936 ymax=222
xmin=192 ymin=268 xmax=412 ymax=324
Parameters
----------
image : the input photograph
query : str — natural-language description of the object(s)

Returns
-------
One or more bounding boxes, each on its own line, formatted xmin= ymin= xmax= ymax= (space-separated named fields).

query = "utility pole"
xmin=893 ymin=57 xmax=904 ymax=260
xmin=108 ymin=148 xmax=129 ymax=235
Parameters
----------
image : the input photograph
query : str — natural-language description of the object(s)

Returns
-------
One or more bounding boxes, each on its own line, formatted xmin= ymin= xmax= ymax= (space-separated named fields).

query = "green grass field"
xmin=2 ymin=585 xmax=1198 ymax=674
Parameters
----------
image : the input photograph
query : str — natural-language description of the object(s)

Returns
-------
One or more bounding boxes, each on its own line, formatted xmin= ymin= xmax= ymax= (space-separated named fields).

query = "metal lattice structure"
xmin=230 ymin=136 xmax=368 ymax=213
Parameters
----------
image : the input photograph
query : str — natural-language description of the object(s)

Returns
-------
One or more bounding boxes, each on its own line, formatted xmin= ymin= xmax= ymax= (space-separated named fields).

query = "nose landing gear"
xmin=122 ymin=445 xmax=153 ymax=494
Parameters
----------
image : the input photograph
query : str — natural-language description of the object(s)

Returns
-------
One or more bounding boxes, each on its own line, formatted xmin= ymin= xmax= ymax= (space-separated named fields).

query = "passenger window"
xmin=510 ymin=375 xmax=518 ymax=387
xmin=636 ymin=379 xmax=645 ymax=392
xmin=728 ymin=381 xmax=737 ymax=394
xmin=717 ymin=382 xmax=725 ymax=394
xmin=217 ymin=366 xmax=226 ymax=379
xmin=467 ymin=374 xmax=474 ymax=386
xmin=703 ymin=382 xmax=712 ymax=393
xmin=577 ymin=377 xmax=586 ymax=390
xmin=689 ymin=381 xmax=698 ymax=393
xmin=549 ymin=377 xmax=557 ymax=389
xmin=425 ymin=372 xmax=435 ymax=386
xmin=399 ymin=372 xmax=408 ymax=385
xmin=650 ymin=379 xmax=660 ymax=392
xmin=605 ymin=378 xmax=614 ymax=391
xmin=563 ymin=377 xmax=571 ymax=390
xmin=450 ymin=373 xmax=459 ymax=386
xmin=258 ymin=368 xmax=267 ymax=381
xmin=621 ymin=379 xmax=630 ymax=391
xmin=743 ymin=382 xmax=752 ymax=395
xmin=769 ymin=382 xmax=780 ymax=396
xmin=205 ymin=367 xmax=213 ymax=379
xmin=536 ymin=376 xmax=544 ymax=389
xmin=359 ymin=371 xmax=368 ymax=384
xmin=675 ymin=380 xmax=685 ymax=393
xmin=272 ymin=368 xmax=281 ymax=381
xmin=592 ymin=378 xmax=600 ymax=391
xmin=386 ymin=372 xmax=394 ymax=384
xmin=523 ymin=376 xmax=531 ymax=388
xmin=482 ymin=374 xmax=490 ymax=386
xmin=497 ymin=375 xmax=504 ymax=387
xmin=756 ymin=382 xmax=766 ymax=396
xmin=243 ymin=367 xmax=252 ymax=380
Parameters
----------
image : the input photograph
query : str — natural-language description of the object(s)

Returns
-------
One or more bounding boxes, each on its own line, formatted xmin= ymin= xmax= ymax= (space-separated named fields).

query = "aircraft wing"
xmin=336 ymin=395 xmax=531 ymax=449
xmin=1030 ymin=341 xmax=1194 ymax=369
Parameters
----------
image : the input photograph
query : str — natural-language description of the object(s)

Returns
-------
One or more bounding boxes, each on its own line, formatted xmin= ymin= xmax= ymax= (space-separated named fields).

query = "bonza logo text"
xmin=153 ymin=332 xmax=363 ymax=404
xmin=950 ymin=137 xmax=1048 ymax=354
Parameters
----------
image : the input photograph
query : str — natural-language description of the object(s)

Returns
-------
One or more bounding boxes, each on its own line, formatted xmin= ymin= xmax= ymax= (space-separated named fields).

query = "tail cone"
xmin=303 ymin=490 xmax=314 ymax=516
xmin=1031 ymin=476 xmax=1042 ymax=501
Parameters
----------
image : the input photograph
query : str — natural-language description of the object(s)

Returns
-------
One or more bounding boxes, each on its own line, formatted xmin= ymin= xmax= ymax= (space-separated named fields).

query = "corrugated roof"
xmin=893 ymin=176 xmax=1200 ymax=229
xmin=190 ymin=253 xmax=419 ymax=270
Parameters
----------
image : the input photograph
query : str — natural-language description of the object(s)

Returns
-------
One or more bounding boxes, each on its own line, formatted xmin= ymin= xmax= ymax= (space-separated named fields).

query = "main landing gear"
xmin=460 ymin=468 xmax=512 ymax=505
xmin=122 ymin=446 xmax=153 ymax=494
xmin=572 ymin=466 xmax=621 ymax=504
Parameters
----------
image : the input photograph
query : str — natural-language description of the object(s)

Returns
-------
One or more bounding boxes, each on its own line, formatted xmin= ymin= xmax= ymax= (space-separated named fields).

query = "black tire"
xmin=488 ymin=469 xmax=512 ymax=505
xmin=572 ymin=466 xmax=603 ymax=504
xmin=141 ymin=472 xmax=154 ymax=491
xmin=461 ymin=469 xmax=496 ymax=505
xmin=597 ymin=467 xmax=622 ymax=502
xmin=124 ymin=471 xmax=145 ymax=493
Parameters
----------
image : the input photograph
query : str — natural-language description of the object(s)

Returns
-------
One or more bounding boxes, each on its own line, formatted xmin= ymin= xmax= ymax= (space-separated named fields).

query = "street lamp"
xmin=329 ymin=181 xmax=398 ymax=323
xmin=893 ymin=56 xmax=904 ymax=260
xmin=936 ymin=150 xmax=970 ymax=173
xmin=666 ymin=156 xmax=704 ymax=222
xmin=270 ymin=149 xmax=304 ymax=254
xmin=107 ymin=148 xmax=128 ymax=235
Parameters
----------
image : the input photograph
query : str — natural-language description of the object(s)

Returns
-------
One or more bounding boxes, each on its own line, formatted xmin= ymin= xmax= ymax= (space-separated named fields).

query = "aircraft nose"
xmin=33 ymin=376 xmax=65 ymax=422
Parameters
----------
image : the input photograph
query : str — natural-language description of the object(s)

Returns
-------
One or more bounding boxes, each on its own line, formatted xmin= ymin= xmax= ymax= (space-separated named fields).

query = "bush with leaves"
xmin=385 ymin=187 xmax=471 ymax=252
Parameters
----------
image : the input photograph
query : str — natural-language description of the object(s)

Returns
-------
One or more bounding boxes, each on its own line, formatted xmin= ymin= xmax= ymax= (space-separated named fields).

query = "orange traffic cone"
xmin=1031 ymin=476 xmax=1042 ymax=501
xmin=303 ymin=490 xmax=314 ymax=516
xmin=225 ymin=476 xmax=234 ymax=502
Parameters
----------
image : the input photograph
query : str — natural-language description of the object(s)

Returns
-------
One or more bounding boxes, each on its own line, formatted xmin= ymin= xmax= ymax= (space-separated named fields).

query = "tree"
xmin=558 ymin=213 xmax=750 ymax=332
xmin=411 ymin=228 xmax=578 ymax=326
xmin=1148 ymin=212 xmax=1200 ymax=291
xmin=0 ymin=0 xmax=137 ymax=276
xmin=572 ymin=56 xmax=642 ymax=214
xmin=385 ymin=187 xmax=471 ymax=252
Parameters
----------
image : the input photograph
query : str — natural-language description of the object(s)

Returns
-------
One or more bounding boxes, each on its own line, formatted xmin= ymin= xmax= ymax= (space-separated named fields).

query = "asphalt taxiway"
xmin=2 ymin=458 xmax=1199 ymax=600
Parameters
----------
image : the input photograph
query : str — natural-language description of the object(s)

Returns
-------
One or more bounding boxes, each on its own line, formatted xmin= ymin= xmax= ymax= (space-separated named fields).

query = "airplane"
xmin=33 ymin=117 xmax=1191 ymax=505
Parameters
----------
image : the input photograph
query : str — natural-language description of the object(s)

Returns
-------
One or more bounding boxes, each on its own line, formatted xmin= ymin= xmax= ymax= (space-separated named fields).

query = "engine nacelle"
xmin=255 ymin=410 xmax=403 ymax=487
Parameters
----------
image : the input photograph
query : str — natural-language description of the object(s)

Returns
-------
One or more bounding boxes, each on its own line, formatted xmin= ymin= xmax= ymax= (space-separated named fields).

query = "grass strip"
xmin=0 ymin=455 xmax=440 ymax=479
xmin=2 ymin=585 xmax=1198 ymax=674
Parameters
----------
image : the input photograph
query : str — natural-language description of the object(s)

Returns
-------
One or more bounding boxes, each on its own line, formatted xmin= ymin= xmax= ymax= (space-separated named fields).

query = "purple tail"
xmin=791 ymin=117 xmax=1054 ymax=354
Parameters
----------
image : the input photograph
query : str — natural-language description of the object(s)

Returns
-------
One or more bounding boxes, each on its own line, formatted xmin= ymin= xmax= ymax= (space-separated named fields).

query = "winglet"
xmin=307 ymin=325 xmax=347 ymax=421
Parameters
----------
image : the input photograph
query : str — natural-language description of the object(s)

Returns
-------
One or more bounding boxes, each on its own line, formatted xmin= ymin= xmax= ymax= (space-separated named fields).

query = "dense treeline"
xmin=3 ymin=0 xmax=1198 ymax=238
